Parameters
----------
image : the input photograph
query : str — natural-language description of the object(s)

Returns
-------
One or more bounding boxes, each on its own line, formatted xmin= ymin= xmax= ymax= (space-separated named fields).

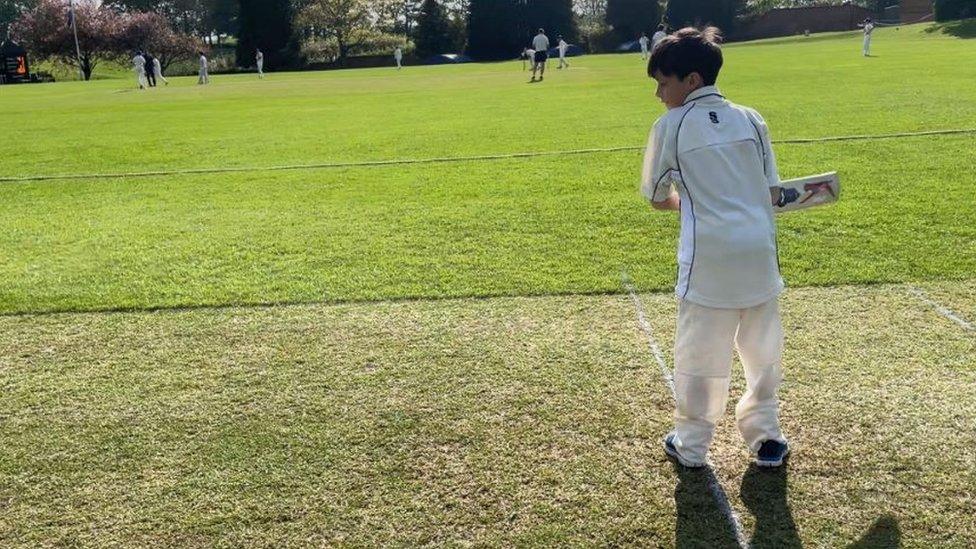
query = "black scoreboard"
xmin=1 ymin=40 xmax=31 ymax=84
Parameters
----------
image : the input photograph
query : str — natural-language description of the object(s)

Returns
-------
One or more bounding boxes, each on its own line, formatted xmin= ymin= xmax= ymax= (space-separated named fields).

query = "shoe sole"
xmin=755 ymin=445 xmax=790 ymax=468
xmin=663 ymin=437 xmax=706 ymax=468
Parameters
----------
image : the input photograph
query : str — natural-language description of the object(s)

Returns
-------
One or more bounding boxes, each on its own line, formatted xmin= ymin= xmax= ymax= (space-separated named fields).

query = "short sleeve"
xmin=641 ymin=117 xmax=679 ymax=203
xmin=748 ymin=110 xmax=781 ymax=188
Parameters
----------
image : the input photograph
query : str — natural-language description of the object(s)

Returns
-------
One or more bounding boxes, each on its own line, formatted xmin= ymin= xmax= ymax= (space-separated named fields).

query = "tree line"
xmin=4 ymin=0 xmax=971 ymax=79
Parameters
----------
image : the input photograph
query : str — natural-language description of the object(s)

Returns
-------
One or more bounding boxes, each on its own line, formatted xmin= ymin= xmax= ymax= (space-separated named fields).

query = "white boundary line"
xmin=621 ymin=271 xmax=748 ymax=548
xmin=2 ymin=128 xmax=973 ymax=184
xmin=908 ymin=286 xmax=974 ymax=331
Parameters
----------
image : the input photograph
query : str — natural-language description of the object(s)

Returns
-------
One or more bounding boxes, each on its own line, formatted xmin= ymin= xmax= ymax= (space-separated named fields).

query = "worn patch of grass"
xmin=0 ymin=282 xmax=973 ymax=546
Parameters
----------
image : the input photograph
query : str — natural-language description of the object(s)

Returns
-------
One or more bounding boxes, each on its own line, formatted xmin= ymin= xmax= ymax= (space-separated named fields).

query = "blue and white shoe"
xmin=755 ymin=440 xmax=790 ymax=467
xmin=663 ymin=433 xmax=706 ymax=468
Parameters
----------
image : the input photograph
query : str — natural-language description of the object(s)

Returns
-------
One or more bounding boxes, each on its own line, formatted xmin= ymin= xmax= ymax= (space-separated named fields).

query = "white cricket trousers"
xmin=670 ymin=297 xmax=787 ymax=465
xmin=863 ymin=35 xmax=872 ymax=56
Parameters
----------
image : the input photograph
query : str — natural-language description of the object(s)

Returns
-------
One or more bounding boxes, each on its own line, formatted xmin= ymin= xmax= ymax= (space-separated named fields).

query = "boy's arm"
xmin=748 ymin=111 xmax=797 ymax=207
xmin=641 ymin=118 xmax=680 ymax=212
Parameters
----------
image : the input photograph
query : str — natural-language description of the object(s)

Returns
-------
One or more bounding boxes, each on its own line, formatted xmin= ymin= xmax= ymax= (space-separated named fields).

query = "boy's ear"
xmin=684 ymin=72 xmax=704 ymax=89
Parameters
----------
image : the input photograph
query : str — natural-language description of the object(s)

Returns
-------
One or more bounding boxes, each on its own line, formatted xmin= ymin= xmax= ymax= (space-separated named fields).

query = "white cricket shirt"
xmin=558 ymin=40 xmax=568 ymax=55
xmin=532 ymin=34 xmax=550 ymax=52
xmin=864 ymin=23 xmax=874 ymax=35
xmin=639 ymin=36 xmax=650 ymax=49
xmin=641 ymin=86 xmax=784 ymax=308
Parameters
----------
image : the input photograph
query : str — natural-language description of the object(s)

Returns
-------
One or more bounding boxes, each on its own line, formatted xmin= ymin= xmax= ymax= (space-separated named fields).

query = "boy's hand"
xmin=775 ymin=187 xmax=800 ymax=207
xmin=652 ymin=191 xmax=681 ymax=211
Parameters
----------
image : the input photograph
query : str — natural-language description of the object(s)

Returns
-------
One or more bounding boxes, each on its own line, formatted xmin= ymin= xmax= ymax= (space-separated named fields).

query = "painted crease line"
xmin=621 ymin=271 xmax=749 ymax=549
xmin=1 ymin=128 xmax=974 ymax=183
xmin=908 ymin=286 xmax=974 ymax=331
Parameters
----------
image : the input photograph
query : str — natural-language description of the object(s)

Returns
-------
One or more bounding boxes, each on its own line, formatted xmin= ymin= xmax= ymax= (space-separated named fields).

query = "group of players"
xmin=520 ymin=24 xmax=669 ymax=82
xmin=132 ymin=48 xmax=265 ymax=89
xmin=132 ymin=19 xmax=878 ymax=88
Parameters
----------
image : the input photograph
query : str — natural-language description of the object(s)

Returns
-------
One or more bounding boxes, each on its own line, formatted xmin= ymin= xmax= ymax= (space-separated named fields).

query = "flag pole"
xmin=69 ymin=0 xmax=84 ymax=80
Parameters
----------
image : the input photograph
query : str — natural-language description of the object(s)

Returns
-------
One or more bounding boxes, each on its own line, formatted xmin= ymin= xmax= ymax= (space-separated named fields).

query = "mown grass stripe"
xmin=2 ymin=128 xmax=973 ymax=184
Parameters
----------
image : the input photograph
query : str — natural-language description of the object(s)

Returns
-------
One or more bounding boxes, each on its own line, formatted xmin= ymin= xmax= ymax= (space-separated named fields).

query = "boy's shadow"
xmin=673 ymin=460 xmax=802 ymax=548
xmin=673 ymin=463 xmax=744 ymax=548
xmin=675 ymin=459 xmax=901 ymax=548
xmin=739 ymin=462 xmax=802 ymax=548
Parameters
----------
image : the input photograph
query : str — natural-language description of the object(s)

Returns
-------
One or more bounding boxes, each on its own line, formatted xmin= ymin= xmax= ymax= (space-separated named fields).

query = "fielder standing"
xmin=152 ymin=56 xmax=169 ymax=86
xmin=531 ymin=28 xmax=550 ymax=82
xmin=256 ymin=48 xmax=264 ymax=78
xmin=394 ymin=46 xmax=403 ymax=69
xmin=861 ymin=18 xmax=875 ymax=56
xmin=639 ymin=33 xmax=651 ymax=60
xmin=198 ymin=51 xmax=209 ymax=85
xmin=557 ymin=35 xmax=569 ymax=69
xmin=132 ymin=51 xmax=147 ymax=89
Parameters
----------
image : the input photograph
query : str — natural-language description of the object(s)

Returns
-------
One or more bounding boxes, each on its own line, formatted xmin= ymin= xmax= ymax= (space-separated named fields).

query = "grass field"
xmin=1 ymin=23 xmax=975 ymax=546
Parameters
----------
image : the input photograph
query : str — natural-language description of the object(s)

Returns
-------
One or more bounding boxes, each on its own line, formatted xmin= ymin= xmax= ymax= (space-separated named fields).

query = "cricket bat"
xmin=773 ymin=172 xmax=840 ymax=214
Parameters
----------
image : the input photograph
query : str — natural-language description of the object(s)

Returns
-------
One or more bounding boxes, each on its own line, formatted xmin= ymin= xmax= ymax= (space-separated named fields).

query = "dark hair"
xmin=648 ymin=26 xmax=723 ymax=86
xmin=538 ymin=28 xmax=544 ymax=33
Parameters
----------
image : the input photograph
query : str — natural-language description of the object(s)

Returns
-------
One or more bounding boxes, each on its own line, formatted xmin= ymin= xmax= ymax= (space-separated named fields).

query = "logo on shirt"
xmin=708 ymin=111 xmax=719 ymax=124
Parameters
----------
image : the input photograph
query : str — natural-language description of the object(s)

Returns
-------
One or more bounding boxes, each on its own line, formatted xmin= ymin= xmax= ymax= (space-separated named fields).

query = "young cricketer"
xmin=642 ymin=27 xmax=797 ymax=469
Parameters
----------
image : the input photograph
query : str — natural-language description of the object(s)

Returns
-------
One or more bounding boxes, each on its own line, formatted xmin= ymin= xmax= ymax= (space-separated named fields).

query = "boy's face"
xmin=653 ymin=71 xmax=702 ymax=109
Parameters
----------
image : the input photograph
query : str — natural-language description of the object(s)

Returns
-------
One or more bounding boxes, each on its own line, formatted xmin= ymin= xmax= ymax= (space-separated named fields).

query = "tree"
xmin=237 ymin=0 xmax=299 ymax=69
xmin=466 ymin=0 xmax=521 ymax=60
xmin=103 ymin=0 xmax=211 ymax=37
xmin=374 ymin=0 xmax=421 ymax=35
xmin=665 ymin=0 xmax=740 ymax=34
xmin=294 ymin=0 xmax=373 ymax=66
xmin=205 ymin=0 xmax=237 ymax=43
xmin=118 ymin=11 xmax=201 ymax=71
xmin=1 ymin=0 xmax=38 ymax=40
xmin=11 ymin=0 xmax=123 ymax=80
xmin=935 ymin=0 xmax=975 ymax=20
xmin=524 ymin=0 xmax=579 ymax=43
xmin=413 ymin=0 xmax=453 ymax=56
xmin=606 ymin=0 xmax=658 ymax=42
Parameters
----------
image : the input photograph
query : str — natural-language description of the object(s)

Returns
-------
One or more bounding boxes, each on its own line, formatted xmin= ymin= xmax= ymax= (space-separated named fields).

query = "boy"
xmin=557 ymin=35 xmax=569 ymax=69
xmin=394 ymin=46 xmax=403 ymax=69
xmin=521 ymin=47 xmax=534 ymax=71
xmin=152 ymin=56 xmax=169 ymax=86
xmin=861 ymin=18 xmax=875 ymax=56
xmin=143 ymin=52 xmax=156 ymax=87
xmin=531 ymin=28 xmax=549 ymax=82
xmin=641 ymin=27 xmax=796 ymax=469
xmin=256 ymin=48 xmax=264 ymax=77
xmin=132 ymin=51 xmax=147 ymax=89
xmin=639 ymin=33 xmax=650 ymax=60
xmin=198 ymin=51 xmax=209 ymax=85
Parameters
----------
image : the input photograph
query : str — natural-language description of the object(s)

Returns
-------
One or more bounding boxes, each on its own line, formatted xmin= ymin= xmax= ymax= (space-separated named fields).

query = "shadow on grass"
xmin=924 ymin=18 xmax=976 ymax=39
xmin=740 ymin=463 xmax=802 ymax=548
xmin=676 ymin=460 xmax=901 ymax=547
xmin=674 ymin=464 xmax=743 ymax=548
xmin=849 ymin=515 xmax=901 ymax=548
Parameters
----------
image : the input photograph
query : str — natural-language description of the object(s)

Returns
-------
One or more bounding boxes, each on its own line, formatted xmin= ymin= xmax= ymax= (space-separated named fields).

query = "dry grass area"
xmin=1 ymin=281 xmax=973 ymax=546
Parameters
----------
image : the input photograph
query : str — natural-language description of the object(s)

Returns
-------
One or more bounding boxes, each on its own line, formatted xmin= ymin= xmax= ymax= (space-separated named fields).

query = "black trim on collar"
xmin=682 ymin=92 xmax=724 ymax=106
